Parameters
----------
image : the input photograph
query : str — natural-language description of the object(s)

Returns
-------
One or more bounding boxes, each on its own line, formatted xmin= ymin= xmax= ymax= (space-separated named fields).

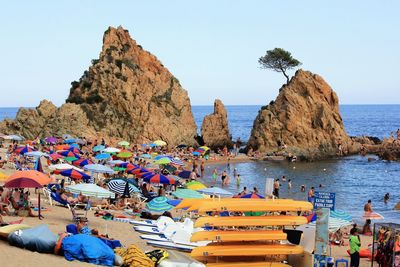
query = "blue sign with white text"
xmin=314 ymin=192 xmax=335 ymax=211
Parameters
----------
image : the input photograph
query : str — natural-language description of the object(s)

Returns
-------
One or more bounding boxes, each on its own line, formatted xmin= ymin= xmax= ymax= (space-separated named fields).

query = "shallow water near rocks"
xmin=202 ymin=154 xmax=400 ymax=223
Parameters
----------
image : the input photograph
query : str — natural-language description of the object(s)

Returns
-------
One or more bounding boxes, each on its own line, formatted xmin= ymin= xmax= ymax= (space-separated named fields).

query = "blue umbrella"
xmin=154 ymin=155 xmax=169 ymax=160
xmin=149 ymin=143 xmax=156 ymax=148
xmin=178 ymin=170 xmax=191 ymax=179
xmin=140 ymin=154 xmax=152 ymax=159
xmin=93 ymin=145 xmax=105 ymax=152
xmin=95 ymin=153 xmax=111 ymax=160
xmin=64 ymin=138 xmax=77 ymax=144
xmin=69 ymin=143 xmax=80 ymax=149
xmin=170 ymin=158 xmax=184 ymax=166
xmin=146 ymin=196 xmax=173 ymax=213
xmin=192 ymin=151 xmax=201 ymax=156
xmin=84 ymin=164 xmax=114 ymax=174
xmin=167 ymin=199 xmax=182 ymax=207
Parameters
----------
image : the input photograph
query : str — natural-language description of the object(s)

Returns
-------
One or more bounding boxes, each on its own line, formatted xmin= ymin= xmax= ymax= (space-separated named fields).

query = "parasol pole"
xmin=38 ymin=188 xmax=43 ymax=220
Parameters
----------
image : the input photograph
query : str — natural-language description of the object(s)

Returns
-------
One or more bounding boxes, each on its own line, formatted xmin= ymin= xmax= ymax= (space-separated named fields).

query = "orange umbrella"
xmin=55 ymin=144 xmax=70 ymax=151
xmin=4 ymin=170 xmax=50 ymax=220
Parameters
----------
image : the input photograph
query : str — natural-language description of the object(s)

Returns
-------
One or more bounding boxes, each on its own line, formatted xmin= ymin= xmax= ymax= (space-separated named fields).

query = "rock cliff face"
xmin=200 ymin=99 xmax=231 ymax=148
xmin=0 ymin=26 xmax=198 ymax=145
xmin=247 ymin=69 xmax=356 ymax=160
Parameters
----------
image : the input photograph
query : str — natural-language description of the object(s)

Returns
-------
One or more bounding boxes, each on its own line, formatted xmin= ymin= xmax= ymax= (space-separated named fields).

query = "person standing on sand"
xmin=349 ymin=228 xmax=361 ymax=267
xmin=212 ymin=168 xmax=218 ymax=184
xmin=364 ymin=199 xmax=373 ymax=212
xmin=307 ymin=187 xmax=315 ymax=204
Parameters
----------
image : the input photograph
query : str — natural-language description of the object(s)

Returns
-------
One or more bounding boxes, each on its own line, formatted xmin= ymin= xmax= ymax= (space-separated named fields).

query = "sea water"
xmin=1 ymin=105 xmax=400 ymax=221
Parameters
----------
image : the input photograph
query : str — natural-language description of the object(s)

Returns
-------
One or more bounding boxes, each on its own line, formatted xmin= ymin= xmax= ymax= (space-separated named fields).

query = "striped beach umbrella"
xmin=240 ymin=193 xmax=265 ymax=199
xmin=63 ymin=156 xmax=78 ymax=162
xmin=170 ymin=158 xmax=184 ymax=166
xmin=66 ymin=183 xmax=115 ymax=198
xmin=68 ymin=147 xmax=82 ymax=154
xmin=118 ymin=162 xmax=137 ymax=170
xmin=146 ymin=196 xmax=173 ymax=213
xmin=49 ymin=153 xmax=63 ymax=161
xmin=330 ymin=210 xmax=352 ymax=221
xmin=143 ymin=174 xmax=176 ymax=185
xmin=59 ymin=150 xmax=81 ymax=159
xmin=55 ymin=169 xmax=90 ymax=181
xmin=14 ymin=146 xmax=35 ymax=155
xmin=107 ymin=179 xmax=140 ymax=195
xmin=73 ymin=158 xmax=94 ymax=167
xmin=172 ymin=189 xmax=204 ymax=199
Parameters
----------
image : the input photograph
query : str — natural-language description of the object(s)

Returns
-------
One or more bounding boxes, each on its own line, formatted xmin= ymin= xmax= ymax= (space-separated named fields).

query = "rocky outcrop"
xmin=0 ymin=26 xmax=198 ymax=145
xmin=200 ymin=99 xmax=231 ymax=148
xmin=247 ymin=69 xmax=358 ymax=160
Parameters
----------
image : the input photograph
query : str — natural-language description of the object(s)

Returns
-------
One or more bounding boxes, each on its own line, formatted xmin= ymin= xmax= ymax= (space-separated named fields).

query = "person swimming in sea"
xmin=300 ymin=184 xmax=306 ymax=192
xmin=288 ymin=179 xmax=292 ymax=189
xmin=384 ymin=193 xmax=390 ymax=203
xmin=236 ymin=174 xmax=241 ymax=187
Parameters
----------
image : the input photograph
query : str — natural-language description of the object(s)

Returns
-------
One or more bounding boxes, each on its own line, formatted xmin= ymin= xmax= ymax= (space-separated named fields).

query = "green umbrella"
xmin=113 ymin=167 xmax=126 ymax=172
xmin=116 ymin=151 xmax=133 ymax=158
xmin=146 ymin=196 xmax=173 ymax=213
xmin=172 ymin=189 xmax=204 ymax=199
xmin=154 ymin=158 xmax=172 ymax=165
xmin=63 ymin=156 xmax=78 ymax=162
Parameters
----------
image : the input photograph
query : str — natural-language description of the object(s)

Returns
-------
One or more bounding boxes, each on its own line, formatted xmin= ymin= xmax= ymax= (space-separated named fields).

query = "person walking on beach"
xmin=349 ymin=228 xmax=361 ymax=267
xmin=364 ymin=199 xmax=373 ymax=212
xmin=273 ymin=179 xmax=280 ymax=198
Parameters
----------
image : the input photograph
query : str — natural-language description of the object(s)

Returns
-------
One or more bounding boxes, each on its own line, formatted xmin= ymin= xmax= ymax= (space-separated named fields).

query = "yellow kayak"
xmin=196 ymin=201 xmax=313 ymax=213
xmin=194 ymin=215 xmax=307 ymax=227
xmin=190 ymin=230 xmax=287 ymax=242
xmin=191 ymin=244 xmax=303 ymax=257
xmin=206 ymin=263 xmax=291 ymax=267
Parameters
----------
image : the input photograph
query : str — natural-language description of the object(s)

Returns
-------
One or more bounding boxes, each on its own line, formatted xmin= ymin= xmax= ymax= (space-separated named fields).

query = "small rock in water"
xmin=264 ymin=168 xmax=267 ymax=171
xmin=323 ymin=168 xmax=326 ymax=171
xmin=293 ymin=166 xmax=296 ymax=169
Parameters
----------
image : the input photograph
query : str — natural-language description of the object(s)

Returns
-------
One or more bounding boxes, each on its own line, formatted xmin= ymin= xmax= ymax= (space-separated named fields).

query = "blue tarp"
xmin=62 ymin=234 xmax=115 ymax=266
xmin=8 ymin=224 xmax=57 ymax=253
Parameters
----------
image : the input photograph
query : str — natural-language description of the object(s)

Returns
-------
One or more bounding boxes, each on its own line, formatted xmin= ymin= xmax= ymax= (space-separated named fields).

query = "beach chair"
xmin=50 ymin=192 xmax=71 ymax=208
xmin=70 ymin=206 xmax=85 ymax=223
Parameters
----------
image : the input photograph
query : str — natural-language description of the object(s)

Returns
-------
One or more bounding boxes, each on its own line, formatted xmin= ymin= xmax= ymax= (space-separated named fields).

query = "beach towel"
xmin=8 ymin=224 xmax=57 ymax=253
xmin=62 ymin=234 xmax=115 ymax=266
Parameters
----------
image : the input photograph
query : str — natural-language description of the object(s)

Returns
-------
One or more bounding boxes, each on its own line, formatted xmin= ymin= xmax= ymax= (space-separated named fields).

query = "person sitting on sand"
xmin=9 ymin=190 xmax=37 ymax=217
xmin=77 ymin=217 xmax=91 ymax=234
xmin=362 ymin=219 xmax=373 ymax=236
xmin=364 ymin=199 xmax=373 ymax=212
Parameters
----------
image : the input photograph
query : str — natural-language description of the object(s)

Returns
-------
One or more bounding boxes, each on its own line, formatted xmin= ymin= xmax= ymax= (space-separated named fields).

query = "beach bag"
xmin=8 ymin=224 xmax=57 ymax=253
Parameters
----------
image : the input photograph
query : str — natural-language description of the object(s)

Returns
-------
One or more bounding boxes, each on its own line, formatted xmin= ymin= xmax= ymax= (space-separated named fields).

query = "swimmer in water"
xmin=288 ymin=179 xmax=292 ymax=189
xmin=300 ymin=185 xmax=306 ymax=192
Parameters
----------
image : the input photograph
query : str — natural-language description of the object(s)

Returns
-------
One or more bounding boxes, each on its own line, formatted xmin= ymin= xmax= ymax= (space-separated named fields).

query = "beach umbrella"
xmin=34 ymin=158 xmax=44 ymax=173
xmin=176 ymin=144 xmax=187 ymax=149
xmin=199 ymin=146 xmax=210 ymax=151
xmin=49 ymin=153 xmax=63 ymax=161
xmin=95 ymin=153 xmax=111 ymax=160
xmin=14 ymin=145 xmax=35 ymax=155
xmin=172 ymin=189 xmax=204 ymax=199
xmin=154 ymin=157 xmax=172 ymax=165
xmin=140 ymin=154 xmax=152 ymax=159
xmin=167 ymin=199 xmax=182 ymax=207
xmin=84 ymin=164 xmax=115 ymax=174
xmin=55 ymin=169 xmax=91 ymax=181
xmin=136 ymin=171 xmax=154 ymax=178
xmin=63 ymin=156 xmax=78 ymax=162
xmin=197 ymin=187 xmax=233 ymax=197
xmin=66 ymin=183 xmax=115 ymax=198
xmin=178 ymin=170 xmax=191 ymax=179
xmin=146 ymin=196 xmax=173 ymax=213
xmin=153 ymin=140 xmax=167 ymax=147
xmin=118 ymin=162 xmax=137 ymax=169
xmin=0 ymin=172 xmax=9 ymax=181
xmin=107 ymin=179 xmax=140 ymax=195
xmin=170 ymin=158 xmax=184 ymax=166
xmin=127 ymin=167 xmax=146 ymax=175
xmin=192 ymin=151 xmax=201 ymax=156
xmin=185 ymin=181 xmax=207 ymax=190
xmin=308 ymin=217 xmax=353 ymax=233
xmin=5 ymin=170 xmax=50 ymax=220
xmin=143 ymin=173 xmax=176 ymax=184
xmin=69 ymin=143 xmax=80 ymax=149
xmin=62 ymin=134 xmax=73 ymax=140
xmin=68 ymin=147 xmax=83 ymax=154
xmin=103 ymin=147 xmax=120 ymax=153
xmin=108 ymin=159 xmax=126 ymax=165
xmin=113 ymin=167 xmax=126 ymax=172
xmin=59 ymin=150 xmax=81 ymax=158
xmin=24 ymin=151 xmax=48 ymax=158
xmin=240 ymin=193 xmax=265 ymax=199
xmin=118 ymin=141 xmax=130 ymax=147
xmin=54 ymin=144 xmax=70 ymax=151
xmin=93 ymin=145 xmax=105 ymax=152
xmin=45 ymin=137 xmax=58 ymax=144
xmin=163 ymin=164 xmax=177 ymax=174
xmin=153 ymin=155 xmax=168 ymax=160
xmin=73 ymin=158 xmax=94 ymax=167
xmin=64 ymin=138 xmax=77 ymax=144
xmin=49 ymin=163 xmax=84 ymax=172
xmin=330 ymin=210 xmax=352 ymax=221
xmin=116 ymin=151 xmax=133 ymax=158
xmin=4 ymin=134 xmax=25 ymax=141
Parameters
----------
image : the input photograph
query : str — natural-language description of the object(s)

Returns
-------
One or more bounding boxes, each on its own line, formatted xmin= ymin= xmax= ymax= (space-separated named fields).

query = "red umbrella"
xmin=49 ymin=153 xmax=63 ymax=161
xmin=73 ymin=158 xmax=94 ymax=167
xmin=55 ymin=169 xmax=90 ymax=181
xmin=4 ymin=170 xmax=51 ymax=220
xmin=143 ymin=174 xmax=176 ymax=185
xmin=14 ymin=146 xmax=35 ymax=155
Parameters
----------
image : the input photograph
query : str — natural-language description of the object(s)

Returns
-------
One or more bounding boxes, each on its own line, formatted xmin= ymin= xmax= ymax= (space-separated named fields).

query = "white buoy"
xmin=293 ymin=166 xmax=296 ymax=169
xmin=323 ymin=168 xmax=326 ymax=171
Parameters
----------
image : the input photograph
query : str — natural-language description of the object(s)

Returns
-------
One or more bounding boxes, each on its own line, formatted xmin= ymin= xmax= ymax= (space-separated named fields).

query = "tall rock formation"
xmin=201 ymin=99 xmax=231 ymax=148
xmin=0 ymin=26 xmax=198 ymax=145
xmin=247 ymin=69 xmax=355 ymax=160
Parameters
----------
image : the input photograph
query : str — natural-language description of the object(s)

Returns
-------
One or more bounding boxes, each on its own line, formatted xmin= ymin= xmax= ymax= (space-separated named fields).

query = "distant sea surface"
xmin=2 ymin=105 xmax=400 ymax=140
xmin=1 ymin=105 xmax=400 ymax=222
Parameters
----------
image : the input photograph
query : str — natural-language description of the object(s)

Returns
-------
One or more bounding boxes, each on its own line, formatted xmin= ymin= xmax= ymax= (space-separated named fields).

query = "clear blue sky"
xmin=0 ymin=1 xmax=399 ymax=107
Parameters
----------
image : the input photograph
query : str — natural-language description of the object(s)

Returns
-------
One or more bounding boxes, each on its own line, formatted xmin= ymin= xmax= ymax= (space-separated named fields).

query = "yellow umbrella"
xmin=185 ymin=181 xmax=207 ymax=190
xmin=153 ymin=140 xmax=167 ymax=146
xmin=0 ymin=172 xmax=8 ymax=181
xmin=199 ymin=146 xmax=210 ymax=151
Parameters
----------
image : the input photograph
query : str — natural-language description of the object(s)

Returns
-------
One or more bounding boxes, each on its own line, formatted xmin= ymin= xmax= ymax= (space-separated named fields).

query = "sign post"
xmin=314 ymin=192 xmax=336 ymax=211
